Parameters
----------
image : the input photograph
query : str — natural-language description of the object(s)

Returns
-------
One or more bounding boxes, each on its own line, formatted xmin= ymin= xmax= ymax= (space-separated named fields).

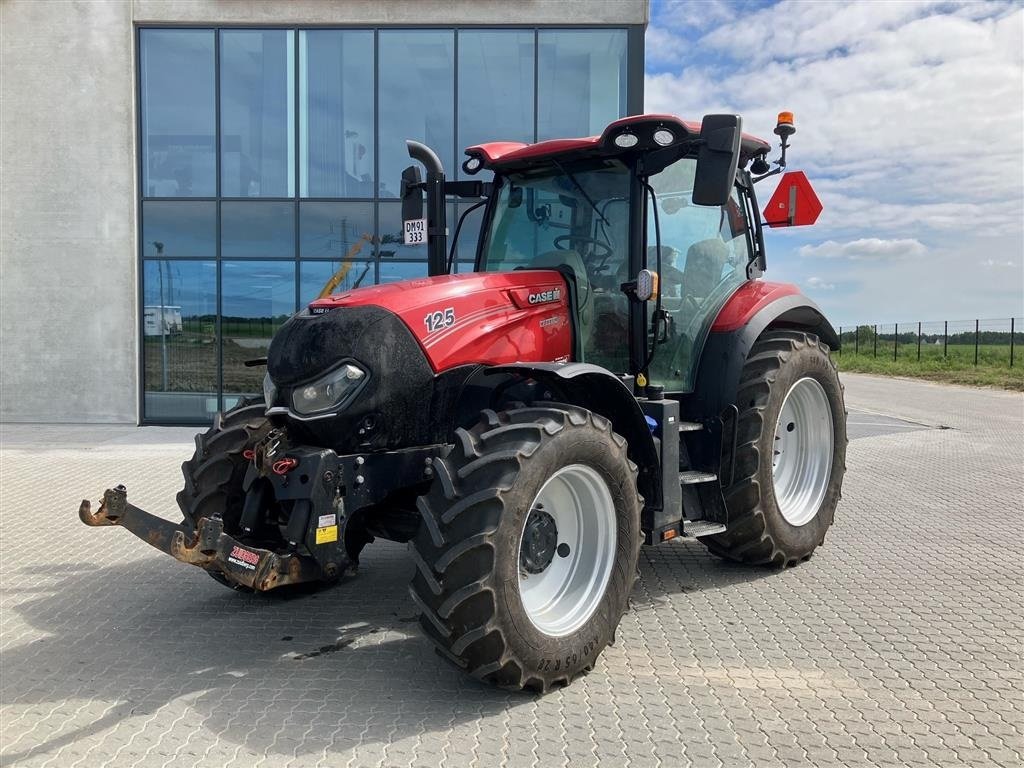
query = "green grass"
xmin=835 ymin=344 xmax=1023 ymax=391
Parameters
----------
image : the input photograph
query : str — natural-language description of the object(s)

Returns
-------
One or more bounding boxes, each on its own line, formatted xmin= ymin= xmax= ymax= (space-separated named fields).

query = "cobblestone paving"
xmin=1 ymin=374 xmax=1021 ymax=767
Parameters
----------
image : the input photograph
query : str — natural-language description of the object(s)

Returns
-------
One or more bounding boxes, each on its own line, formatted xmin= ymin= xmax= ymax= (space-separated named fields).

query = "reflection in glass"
xmin=299 ymin=31 xmax=375 ymax=198
xmin=457 ymin=30 xmax=534 ymax=166
xmin=538 ymin=30 xmax=628 ymax=141
xmin=300 ymin=260 xmax=375 ymax=303
xmin=143 ymin=260 xmax=217 ymax=421
xmin=221 ymin=201 xmax=295 ymax=258
xmin=379 ymin=261 xmax=428 ymax=284
xmin=646 ymin=159 xmax=751 ymax=392
xmin=140 ymin=30 xmax=216 ymax=196
xmin=142 ymin=202 xmax=216 ymax=257
xmin=221 ymin=30 xmax=295 ymax=197
xmin=378 ymin=31 xmax=454 ymax=198
xmin=300 ymin=202 xmax=374 ymax=259
xmin=221 ymin=261 xmax=296 ymax=396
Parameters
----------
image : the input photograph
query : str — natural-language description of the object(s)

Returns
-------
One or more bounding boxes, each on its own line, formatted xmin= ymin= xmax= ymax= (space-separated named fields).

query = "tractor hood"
xmin=304 ymin=271 xmax=573 ymax=373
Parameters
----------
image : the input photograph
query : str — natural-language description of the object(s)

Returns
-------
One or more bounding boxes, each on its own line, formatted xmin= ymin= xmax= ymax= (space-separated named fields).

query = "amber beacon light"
xmin=775 ymin=111 xmax=795 ymax=137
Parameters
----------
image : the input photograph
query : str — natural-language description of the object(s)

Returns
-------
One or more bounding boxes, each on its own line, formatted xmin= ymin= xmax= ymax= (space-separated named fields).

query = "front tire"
xmin=704 ymin=330 xmax=847 ymax=566
xmin=409 ymin=405 xmax=642 ymax=692
xmin=176 ymin=400 xmax=274 ymax=591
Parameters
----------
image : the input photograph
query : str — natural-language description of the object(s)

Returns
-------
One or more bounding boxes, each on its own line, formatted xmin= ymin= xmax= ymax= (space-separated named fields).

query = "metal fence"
xmin=836 ymin=318 xmax=1023 ymax=367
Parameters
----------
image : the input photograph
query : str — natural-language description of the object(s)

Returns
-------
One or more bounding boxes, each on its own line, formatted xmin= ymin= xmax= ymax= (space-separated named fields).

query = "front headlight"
xmin=263 ymin=372 xmax=277 ymax=407
xmin=291 ymin=362 xmax=367 ymax=415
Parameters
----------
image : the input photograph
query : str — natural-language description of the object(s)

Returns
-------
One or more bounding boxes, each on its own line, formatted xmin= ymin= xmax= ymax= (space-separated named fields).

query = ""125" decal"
xmin=424 ymin=307 xmax=456 ymax=333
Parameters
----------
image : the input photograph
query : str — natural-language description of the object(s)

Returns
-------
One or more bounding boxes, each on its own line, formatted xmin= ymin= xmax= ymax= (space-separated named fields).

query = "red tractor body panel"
xmin=710 ymin=281 xmax=800 ymax=333
xmin=466 ymin=114 xmax=772 ymax=170
xmin=308 ymin=271 xmax=573 ymax=373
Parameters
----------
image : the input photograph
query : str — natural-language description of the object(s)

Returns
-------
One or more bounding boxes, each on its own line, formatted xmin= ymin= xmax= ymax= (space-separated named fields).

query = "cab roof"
xmin=465 ymin=114 xmax=771 ymax=173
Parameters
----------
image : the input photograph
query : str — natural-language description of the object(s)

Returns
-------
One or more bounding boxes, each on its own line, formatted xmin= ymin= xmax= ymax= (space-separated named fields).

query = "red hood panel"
xmin=308 ymin=271 xmax=573 ymax=373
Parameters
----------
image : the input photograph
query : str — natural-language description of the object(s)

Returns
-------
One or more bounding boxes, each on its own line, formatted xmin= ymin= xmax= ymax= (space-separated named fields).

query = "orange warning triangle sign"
xmin=763 ymin=171 xmax=822 ymax=228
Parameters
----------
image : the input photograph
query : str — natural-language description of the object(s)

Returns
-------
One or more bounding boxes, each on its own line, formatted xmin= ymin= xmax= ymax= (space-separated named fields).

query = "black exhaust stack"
xmin=403 ymin=140 xmax=448 ymax=277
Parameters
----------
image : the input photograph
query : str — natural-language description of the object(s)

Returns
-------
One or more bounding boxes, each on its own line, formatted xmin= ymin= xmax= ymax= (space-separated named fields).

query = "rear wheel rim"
xmin=772 ymin=377 xmax=834 ymax=527
xmin=518 ymin=464 xmax=616 ymax=637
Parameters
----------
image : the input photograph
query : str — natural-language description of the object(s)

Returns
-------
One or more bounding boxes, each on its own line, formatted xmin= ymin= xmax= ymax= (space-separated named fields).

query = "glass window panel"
xmin=646 ymin=159 xmax=751 ymax=392
xmin=139 ymin=30 xmax=216 ymax=197
xmin=299 ymin=202 xmax=374 ymax=259
xmin=378 ymin=30 xmax=454 ymax=198
xmin=300 ymin=259 xmax=375 ymax=303
xmin=142 ymin=260 xmax=218 ymax=422
xmin=142 ymin=202 xmax=216 ymax=257
xmin=220 ymin=30 xmax=295 ymax=197
xmin=222 ymin=260 xmax=296 ymax=396
xmin=537 ymin=30 xmax=628 ymax=141
xmin=457 ymin=30 xmax=534 ymax=179
xmin=379 ymin=260 xmax=428 ymax=284
xmin=299 ymin=31 xmax=375 ymax=198
xmin=377 ymin=202 xmax=426 ymax=261
xmin=221 ymin=201 xmax=295 ymax=258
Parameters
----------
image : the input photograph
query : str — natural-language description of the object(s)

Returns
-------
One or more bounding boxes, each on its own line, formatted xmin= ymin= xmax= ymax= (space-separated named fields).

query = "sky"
xmin=645 ymin=0 xmax=1024 ymax=326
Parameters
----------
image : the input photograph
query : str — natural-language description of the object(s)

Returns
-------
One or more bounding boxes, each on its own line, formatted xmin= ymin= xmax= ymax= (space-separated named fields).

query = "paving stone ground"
xmin=1 ymin=373 xmax=1021 ymax=767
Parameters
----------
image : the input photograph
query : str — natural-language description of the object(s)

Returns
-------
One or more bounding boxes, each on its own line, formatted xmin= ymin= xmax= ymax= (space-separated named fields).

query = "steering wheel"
xmin=553 ymin=234 xmax=614 ymax=262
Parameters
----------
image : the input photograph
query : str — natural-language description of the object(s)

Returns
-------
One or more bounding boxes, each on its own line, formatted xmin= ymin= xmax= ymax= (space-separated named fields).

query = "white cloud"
xmin=645 ymin=0 xmax=1024 ymax=319
xmin=653 ymin=0 xmax=737 ymax=31
xmin=799 ymin=238 xmax=927 ymax=261
xmin=806 ymin=276 xmax=836 ymax=290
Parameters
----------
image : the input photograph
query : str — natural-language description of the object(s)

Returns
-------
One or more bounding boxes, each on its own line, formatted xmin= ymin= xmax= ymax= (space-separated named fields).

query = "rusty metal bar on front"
xmin=78 ymin=485 xmax=322 ymax=591
xmin=79 ymin=485 xmax=186 ymax=556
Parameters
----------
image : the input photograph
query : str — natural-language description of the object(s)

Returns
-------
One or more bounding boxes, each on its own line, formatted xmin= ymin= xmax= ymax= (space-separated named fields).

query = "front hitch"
xmin=78 ymin=486 xmax=326 ymax=591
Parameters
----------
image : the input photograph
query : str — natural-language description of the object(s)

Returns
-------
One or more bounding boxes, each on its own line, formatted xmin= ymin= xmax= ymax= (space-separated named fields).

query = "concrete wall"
xmin=132 ymin=0 xmax=648 ymax=25
xmin=0 ymin=0 xmax=647 ymax=424
xmin=1 ymin=0 xmax=137 ymax=423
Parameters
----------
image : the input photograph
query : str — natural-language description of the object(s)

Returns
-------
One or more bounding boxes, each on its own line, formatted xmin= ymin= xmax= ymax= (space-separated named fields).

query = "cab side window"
xmin=645 ymin=158 xmax=751 ymax=391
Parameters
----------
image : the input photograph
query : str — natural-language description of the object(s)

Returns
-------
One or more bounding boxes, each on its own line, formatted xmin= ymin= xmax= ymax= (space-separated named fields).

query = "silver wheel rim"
xmin=772 ymin=377 xmax=834 ymax=527
xmin=518 ymin=464 xmax=616 ymax=637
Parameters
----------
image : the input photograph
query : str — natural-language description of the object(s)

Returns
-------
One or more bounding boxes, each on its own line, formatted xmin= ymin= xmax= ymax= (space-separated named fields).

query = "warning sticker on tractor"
xmin=316 ymin=525 xmax=338 ymax=544
xmin=318 ymin=514 xmax=336 ymax=528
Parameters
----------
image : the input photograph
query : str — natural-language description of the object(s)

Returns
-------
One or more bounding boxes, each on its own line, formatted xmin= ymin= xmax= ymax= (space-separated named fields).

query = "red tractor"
xmin=81 ymin=111 xmax=846 ymax=692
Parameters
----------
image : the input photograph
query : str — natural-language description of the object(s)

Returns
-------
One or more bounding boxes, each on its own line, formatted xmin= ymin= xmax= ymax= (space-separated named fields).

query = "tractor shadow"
xmin=0 ymin=543 xmax=516 ymax=765
xmin=2 ymin=537 xmax=773 ymax=764
xmin=631 ymin=537 xmax=780 ymax=611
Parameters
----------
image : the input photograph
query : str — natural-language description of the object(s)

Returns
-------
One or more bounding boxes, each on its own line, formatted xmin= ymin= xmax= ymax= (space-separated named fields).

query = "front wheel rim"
xmin=772 ymin=377 xmax=834 ymax=527
xmin=518 ymin=464 xmax=616 ymax=637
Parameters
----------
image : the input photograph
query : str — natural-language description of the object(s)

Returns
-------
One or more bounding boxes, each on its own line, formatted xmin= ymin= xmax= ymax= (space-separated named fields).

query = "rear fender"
xmin=686 ymin=284 xmax=837 ymax=466
xmin=482 ymin=363 xmax=660 ymax=507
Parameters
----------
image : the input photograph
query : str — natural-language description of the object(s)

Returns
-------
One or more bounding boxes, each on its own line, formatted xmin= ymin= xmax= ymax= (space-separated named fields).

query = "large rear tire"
xmin=703 ymin=330 xmax=847 ymax=566
xmin=409 ymin=405 xmax=642 ymax=692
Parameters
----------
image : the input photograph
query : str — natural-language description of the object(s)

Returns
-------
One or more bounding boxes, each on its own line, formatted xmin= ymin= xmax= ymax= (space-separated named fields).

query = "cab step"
xmin=683 ymin=519 xmax=727 ymax=538
xmin=679 ymin=470 xmax=717 ymax=485
xmin=677 ymin=421 xmax=704 ymax=432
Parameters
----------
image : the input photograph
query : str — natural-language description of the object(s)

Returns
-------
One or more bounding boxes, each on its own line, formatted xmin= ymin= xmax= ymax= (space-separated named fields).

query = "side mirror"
xmin=400 ymin=165 xmax=423 ymax=223
xmin=693 ymin=114 xmax=742 ymax=207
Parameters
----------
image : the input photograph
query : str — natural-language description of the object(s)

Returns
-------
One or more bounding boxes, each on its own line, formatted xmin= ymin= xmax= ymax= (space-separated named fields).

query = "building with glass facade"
xmin=1 ymin=1 xmax=647 ymax=424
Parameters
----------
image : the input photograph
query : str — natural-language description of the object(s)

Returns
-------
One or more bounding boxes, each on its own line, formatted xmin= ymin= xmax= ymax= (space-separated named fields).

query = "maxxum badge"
xmin=528 ymin=288 xmax=561 ymax=305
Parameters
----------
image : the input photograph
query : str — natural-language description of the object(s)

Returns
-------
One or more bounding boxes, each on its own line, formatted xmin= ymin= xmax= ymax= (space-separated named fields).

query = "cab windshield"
xmin=479 ymin=161 xmax=632 ymax=375
xmin=478 ymin=157 xmax=751 ymax=391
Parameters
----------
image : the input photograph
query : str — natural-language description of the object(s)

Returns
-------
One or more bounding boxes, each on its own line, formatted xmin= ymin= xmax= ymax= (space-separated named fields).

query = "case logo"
xmin=528 ymin=288 xmax=562 ymax=305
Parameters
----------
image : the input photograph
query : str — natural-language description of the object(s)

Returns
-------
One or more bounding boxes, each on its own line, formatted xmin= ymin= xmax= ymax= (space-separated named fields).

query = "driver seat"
xmin=682 ymin=238 xmax=729 ymax=301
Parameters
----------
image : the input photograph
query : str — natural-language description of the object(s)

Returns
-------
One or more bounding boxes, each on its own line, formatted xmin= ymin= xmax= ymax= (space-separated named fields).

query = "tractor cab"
xmin=404 ymin=113 xmax=782 ymax=393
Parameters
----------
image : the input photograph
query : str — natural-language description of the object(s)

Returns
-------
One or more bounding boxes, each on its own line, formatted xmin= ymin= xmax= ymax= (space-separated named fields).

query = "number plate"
xmin=403 ymin=218 xmax=427 ymax=245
